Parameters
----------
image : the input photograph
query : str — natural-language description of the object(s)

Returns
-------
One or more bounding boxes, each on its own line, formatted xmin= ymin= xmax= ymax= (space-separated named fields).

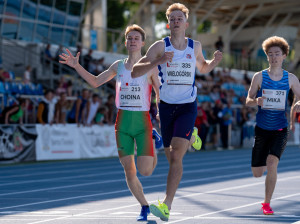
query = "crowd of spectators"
xmin=2 ymin=43 xmax=297 ymax=150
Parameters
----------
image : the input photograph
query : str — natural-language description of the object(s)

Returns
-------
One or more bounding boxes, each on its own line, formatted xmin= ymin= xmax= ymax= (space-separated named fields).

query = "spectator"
xmin=37 ymin=89 xmax=56 ymax=125
xmin=76 ymin=45 xmax=83 ymax=64
xmin=95 ymin=57 xmax=105 ymax=74
xmin=195 ymin=104 xmax=209 ymax=150
xmin=209 ymin=85 xmax=221 ymax=102
xmin=55 ymin=45 xmax=64 ymax=62
xmin=0 ymin=68 xmax=10 ymax=82
xmin=213 ymin=99 xmax=223 ymax=148
xmin=44 ymin=44 xmax=53 ymax=64
xmin=23 ymin=65 xmax=32 ymax=84
xmin=66 ymin=80 xmax=73 ymax=96
xmin=95 ymin=107 xmax=107 ymax=125
xmin=105 ymin=94 xmax=117 ymax=125
xmin=67 ymin=88 xmax=89 ymax=125
xmin=88 ymin=59 xmax=97 ymax=75
xmin=0 ymin=98 xmax=27 ymax=124
xmin=55 ymin=76 xmax=67 ymax=96
xmin=240 ymin=105 xmax=250 ymax=146
xmin=220 ymin=101 xmax=233 ymax=149
xmin=83 ymin=49 xmax=93 ymax=71
xmin=243 ymin=71 xmax=251 ymax=85
xmin=215 ymin=36 xmax=224 ymax=51
xmin=86 ymin=93 xmax=100 ymax=126
xmin=55 ymin=92 xmax=71 ymax=124
xmin=54 ymin=45 xmax=64 ymax=74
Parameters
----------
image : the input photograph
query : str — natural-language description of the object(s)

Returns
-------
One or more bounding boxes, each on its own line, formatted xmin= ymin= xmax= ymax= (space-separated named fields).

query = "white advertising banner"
xmin=79 ymin=125 xmax=118 ymax=158
xmin=35 ymin=124 xmax=117 ymax=161
xmin=36 ymin=124 xmax=81 ymax=160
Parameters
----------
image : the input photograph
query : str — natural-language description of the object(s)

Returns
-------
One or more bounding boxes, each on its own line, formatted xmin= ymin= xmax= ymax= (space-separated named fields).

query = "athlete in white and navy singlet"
xmin=158 ymin=37 xmax=197 ymax=104
xmin=115 ymin=59 xmax=152 ymax=111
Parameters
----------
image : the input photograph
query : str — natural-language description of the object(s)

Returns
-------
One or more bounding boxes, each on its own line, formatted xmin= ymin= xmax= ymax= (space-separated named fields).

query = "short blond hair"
xmin=125 ymin=24 xmax=146 ymax=41
xmin=262 ymin=36 xmax=289 ymax=56
xmin=166 ymin=3 xmax=189 ymax=20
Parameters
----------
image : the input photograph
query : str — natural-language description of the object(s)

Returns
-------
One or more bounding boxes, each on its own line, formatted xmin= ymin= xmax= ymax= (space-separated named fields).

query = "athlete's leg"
xmin=251 ymin=126 xmax=269 ymax=177
xmin=264 ymin=128 xmax=287 ymax=204
xmin=264 ymin=154 xmax=279 ymax=203
xmin=163 ymin=137 xmax=189 ymax=209
xmin=137 ymin=155 xmax=155 ymax=176
xmin=251 ymin=166 xmax=267 ymax=177
xmin=120 ymin=155 xmax=148 ymax=206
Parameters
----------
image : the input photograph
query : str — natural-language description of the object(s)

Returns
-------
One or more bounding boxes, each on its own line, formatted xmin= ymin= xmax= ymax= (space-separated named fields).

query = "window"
xmin=19 ymin=21 xmax=34 ymax=41
xmin=50 ymin=26 xmax=63 ymax=44
xmin=64 ymin=29 xmax=77 ymax=46
xmin=22 ymin=0 xmax=38 ymax=19
xmin=35 ymin=24 xmax=49 ymax=42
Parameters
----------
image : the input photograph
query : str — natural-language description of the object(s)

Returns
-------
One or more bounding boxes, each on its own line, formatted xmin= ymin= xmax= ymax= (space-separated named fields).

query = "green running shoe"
xmin=150 ymin=200 xmax=169 ymax=221
xmin=192 ymin=127 xmax=202 ymax=150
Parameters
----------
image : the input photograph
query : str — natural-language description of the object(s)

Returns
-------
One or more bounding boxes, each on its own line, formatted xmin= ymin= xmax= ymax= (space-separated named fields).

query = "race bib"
xmin=119 ymin=83 xmax=142 ymax=108
xmin=262 ymin=89 xmax=286 ymax=110
xmin=165 ymin=62 xmax=194 ymax=85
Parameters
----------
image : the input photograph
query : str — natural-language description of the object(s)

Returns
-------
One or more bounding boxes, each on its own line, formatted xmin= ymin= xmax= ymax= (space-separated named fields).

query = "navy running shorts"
xmin=251 ymin=125 xmax=288 ymax=167
xmin=159 ymin=100 xmax=197 ymax=148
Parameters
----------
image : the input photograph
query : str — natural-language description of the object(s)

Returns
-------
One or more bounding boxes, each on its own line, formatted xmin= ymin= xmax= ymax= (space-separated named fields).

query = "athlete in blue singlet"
xmin=132 ymin=3 xmax=222 ymax=221
xmin=246 ymin=36 xmax=300 ymax=215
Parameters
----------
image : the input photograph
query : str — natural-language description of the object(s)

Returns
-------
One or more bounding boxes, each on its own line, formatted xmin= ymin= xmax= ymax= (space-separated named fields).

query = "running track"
xmin=0 ymin=146 xmax=300 ymax=224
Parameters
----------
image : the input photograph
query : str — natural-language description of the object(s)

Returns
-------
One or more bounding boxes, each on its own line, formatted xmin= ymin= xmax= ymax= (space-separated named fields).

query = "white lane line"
xmin=25 ymin=172 xmax=300 ymax=224
xmin=1 ymin=155 xmax=299 ymax=198
xmin=0 ymin=149 xmax=297 ymax=181
xmin=0 ymin=155 xmax=250 ymax=186
xmin=0 ymin=160 xmax=255 ymax=197
xmin=0 ymin=152 xmax=251 ymax=181
xmin=168 ymin=191 xmax=300 ymax=223
xmin=0 ymin=170 xmax=252 ymax=209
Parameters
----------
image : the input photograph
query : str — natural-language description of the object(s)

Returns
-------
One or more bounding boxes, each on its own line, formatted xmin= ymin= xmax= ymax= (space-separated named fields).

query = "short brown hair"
xmin=125 ymin=24 xmax=146 ymax=41
xmin=262 ymin=36 xmax=289 ymax=56
xmin=166 ymin=3 xmax=189 ymax=20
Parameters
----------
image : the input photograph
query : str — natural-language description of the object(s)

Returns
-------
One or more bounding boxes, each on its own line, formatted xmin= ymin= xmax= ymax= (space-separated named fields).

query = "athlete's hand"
xmin=256 ymin=96 xmax=265 ymax=107
xmin=160 ymin=51 xmax=174 ymax=64
xmin=59 ymin=48 xmax=80 ymax=69
xmin=213 ymin=50 xmax=223 ymax=64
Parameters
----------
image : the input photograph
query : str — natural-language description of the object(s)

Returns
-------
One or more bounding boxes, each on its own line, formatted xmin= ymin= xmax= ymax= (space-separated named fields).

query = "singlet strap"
xmin=164 ymin=37 xmax=171 ymax=47
xmin=188 ymin=38 xmax=193 ymax=49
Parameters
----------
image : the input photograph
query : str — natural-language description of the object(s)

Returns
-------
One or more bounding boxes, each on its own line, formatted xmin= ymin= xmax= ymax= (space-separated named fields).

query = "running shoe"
xmin=137 ymin=205 xmax=150 ymax=221
xmin=261 ymin=203 xmax=274 ymax=215
xmin=152 ymin=128 xmax=163 ymax=149
xmin=192 ymin=127 xmax=202 ymax=150
xmin=150 ymin=200 xmax=169 ymax=221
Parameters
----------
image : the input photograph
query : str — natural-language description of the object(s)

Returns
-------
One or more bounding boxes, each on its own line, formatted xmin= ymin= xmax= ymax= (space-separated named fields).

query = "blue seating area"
xmin=0 ymin=81 xmax=43 ymax=96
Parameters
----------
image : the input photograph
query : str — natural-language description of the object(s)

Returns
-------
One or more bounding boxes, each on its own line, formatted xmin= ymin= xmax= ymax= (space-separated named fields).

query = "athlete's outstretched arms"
xmin=246 ymin=72 xmax=265 ymax=107
xmin=132 ymin=41 xmax=173 ymax=78
xmin=59 ymin=48 xmax=118 ymax=88
xmin=195 ymin=41 xmax=222 ymax=74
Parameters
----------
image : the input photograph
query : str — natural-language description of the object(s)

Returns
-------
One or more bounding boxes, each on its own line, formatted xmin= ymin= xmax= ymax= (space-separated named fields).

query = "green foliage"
xmin=107 ymin=1 xmax=126 ymax=29
xmin=197 ymin=20 xmax=212 ymax=33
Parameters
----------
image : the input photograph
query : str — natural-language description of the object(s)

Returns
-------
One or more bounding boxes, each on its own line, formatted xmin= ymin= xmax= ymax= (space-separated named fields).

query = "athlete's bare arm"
xmin=289 ymin=73 xmax=300 ymax=113
xmin=132 ymin=41 xmax=173 ymax=78
xmin=147 ymin=67 xmax=160 ymax=102
xmin=246 ymin=72 xmax=263 ymax=107
xmin=59 ymin=49 xmax=118 ymax=88
xmin=194 ymin=41 xmax=222 ymax=74
xmin=290 ymin=96 xmax=298 ymax=131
